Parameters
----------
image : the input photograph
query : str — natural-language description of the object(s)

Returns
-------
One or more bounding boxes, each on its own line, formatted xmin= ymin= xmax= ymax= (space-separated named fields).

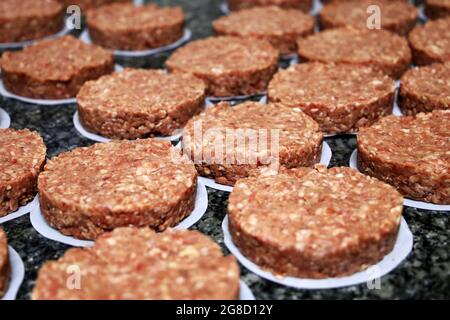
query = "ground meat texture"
xmin=86 ymin=3 xmax=185 ymax=51
xmin=319 ymin=0 xmax=417 ymax=36
xmin=182 ymin=101 xmax=323 ymax=186
xmin=228 ymin=165 xmax=403 ymax=278
xmin=77 ymin=69 xmax=206 ymax=139
xmin=166 ymin=36 xmax=279 ymax=97
xmin=0 ymin=129 xmax=46 ymax=217
xmin=408 ymin=17 xmax=450 ymax=66
xmin=0 ymin=229 xmax=9 ymax=298
xmin=0 ymin=0 xmax=63 ymax=43
xmin=297 ymin=28 xmax=412 ymax=79
xmin=37 ymin=139 xmax=198 ymax=240
xmin=358 ymin=111 xmax=450 ymax=204
xmin=33 ymin=228 xmax=240 ymax=300
xmin=228 ymin=0 xmax=313 ymax=12
xmin=425 ymin=0 xmax=450 ymax=20
xmin=0 ymin=36 xmax=114 ymax=99
xmin=399 ymin=63 xmax=450 ymax=115
xmin=213 ymin=6 xmax=314 ymax=55
xmin=268 ymin=63 xmax=396 ymax=134
xmin=59 ymin=0 xmax=131 ymax=12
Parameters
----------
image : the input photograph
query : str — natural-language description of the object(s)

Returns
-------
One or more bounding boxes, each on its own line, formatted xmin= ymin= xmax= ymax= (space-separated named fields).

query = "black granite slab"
xmin=0 ymin=0 xmax=449 ymax=300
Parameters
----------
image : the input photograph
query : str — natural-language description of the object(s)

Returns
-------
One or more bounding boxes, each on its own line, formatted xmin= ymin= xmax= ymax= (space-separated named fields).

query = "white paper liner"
xmin=239 ymin=280 xmax=255 ymax=300
xmin=392 ymin=102 xmax=403 ymax=116
xmin=73 ymin=111 xmax=183 ymax=143
xmin=207 ymin=92 xmax=266 ymax=103
xmin=310 ymin=0 xmax=323 ymax=16
xmin=79 ymin=28 xmax=192 ymax=58
xmin=0 ymin=18 xmax=72 ymax=50
xmin=0 ymin=65 xmax=123 ymax=106
xmin=393 ymin=80 xmax=404 ymax=117
xmin=220 ymin=0 xmax=322 ymax=16
xmin=0 ymin=107 xmax=11 ymax=129
xmin=30 ymin=179 xmax=209 ymax=247
xmin=205 ymin=95 xmax=266 ymax=109
xmin=417 ymin=3 xmax=428 ymax=22
xmin=349 ymin=149 xmax=450 ymax=211
xmin=199 ymin=141 xmax=333 ymax=193
xmin=0 ymin=196 xmax=38 ymax=225
xmin=222 ymin=215 xmax=413 ymax=289
xmin=1 ymin=246 xmax=25 ymax=300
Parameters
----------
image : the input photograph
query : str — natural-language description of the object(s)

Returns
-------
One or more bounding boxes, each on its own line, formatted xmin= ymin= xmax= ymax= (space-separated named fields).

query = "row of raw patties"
xmin=0 ymin=0 xmax=184 ymax=47
xmin=1 ymin=0 xmax=449 ymax=50
xmin=227 ymin=0 xmax=450 ymax=21
xmin=1 ymin=34 xmax=449 ymax=134
xmin=0 ymin=105 xmax=448 ymax=219
xmin=1 ymin=0 xmax=450 ymax=44
xmin=0 ymin=131 xmax=421 ymax=299
xmin=0 ymin=164 xmax=406 ymax=299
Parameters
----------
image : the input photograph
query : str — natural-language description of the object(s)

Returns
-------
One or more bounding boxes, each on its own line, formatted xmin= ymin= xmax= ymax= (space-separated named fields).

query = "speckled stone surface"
xmin=0 ymin=0 xmax=449 ymax=300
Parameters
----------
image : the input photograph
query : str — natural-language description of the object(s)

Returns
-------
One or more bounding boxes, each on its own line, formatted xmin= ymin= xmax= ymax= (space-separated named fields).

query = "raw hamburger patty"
xmin=319 ymin=0 xmax=417 ymax=36
xmin=358 ymin=110 xmax=450 ymax=204
xmin=268 ymin=63 xmax=396 ymax=134
xmin=408 ymin=17 xmax=450 ymax=66
xmin=0 ymin=129 xmax=46 ymax=217
xmin=0 ymin=0 xmax=63 ymax=43
xmin=86 ymin=3 xmax=185 ymax=51
xmin=60 ymin=0 xmax=131 ymax=12
xmin=213 ymin=6 xmax=314 ymax=55
xmin=182 ymin=101 xmax=323 ymax=186
xmin=0 ymin=229 xmax=9 ymax=298
xmin=33 ymin=228 xmax=240 ymax=300
xmin=37 ymin=139 xmax=198 ymax=240
xmin=0 ymin=36 xmax=114 ymax=100
xmin=398 ymin=63 xmax=450 ymax=115
xmin=297 ymin=28 xmax=412 ymax=79
xmin=77 ymin=69 xmax=206 ymax=139
xmin=228 ymin=0 xmax=313 ymax=12
xmin=425 ymin=0 xmax=450 ymax=20
xmin=166 ymin=36 xmax=279 ymax=97
xmin=228 ymin=165 xmax=403 ymax=278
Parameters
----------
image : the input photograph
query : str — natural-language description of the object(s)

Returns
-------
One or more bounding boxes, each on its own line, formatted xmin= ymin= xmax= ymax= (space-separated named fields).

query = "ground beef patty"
xmin=0 ymin=0 xmax=63 ymax=43
xmin=86 ymin=3 xmax=185 ymax=51
xmin=228 ymin=165 xmax=403 ymax=278
xmin=213 ymin=6 xmax=314 ymax=55
xmin=77 ymin=69 xmax=206 ymax=139
xmin=320 ymin=0 xmax=417 ymax=36
xmin=182 ymin=101 xmax=323 ymax=186
xmin=33 ymin=228 xmax=240 ymax=300
xmin=297 ymin=28 xmax=412 ymax=79
xmin=398 ymin=63 xmax=450 ymax=115
xmin=408 ymin=17 xmax=450 ymax=66
xmin=0 ymin=36 xmax=114 ymax=100
xmin=166 ymin=36 xmax=279 ymax=97
xmin=0 ymin=129 xmax=46 ymax=217
xmin=37 ymin=139 xmax=198 ymax=240
xmin=0 ymin=229 xmax=9 ymax=298
xmin=425 ymin=0 xmax=450 ymax=20
xmin=358 ymin=110 xmax=450 ymax=204
xmin=60 ymin=0 xmax=131 ymax=12
xmin=268 ymin=63 xmax=396 ymax=134
xmin=228 ymin=0 xmax=313 ymax=13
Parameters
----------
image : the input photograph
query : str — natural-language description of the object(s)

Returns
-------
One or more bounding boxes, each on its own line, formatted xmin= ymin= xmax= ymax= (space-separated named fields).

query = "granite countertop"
xmin=1 ymin=0 xmax=449 ymax=300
